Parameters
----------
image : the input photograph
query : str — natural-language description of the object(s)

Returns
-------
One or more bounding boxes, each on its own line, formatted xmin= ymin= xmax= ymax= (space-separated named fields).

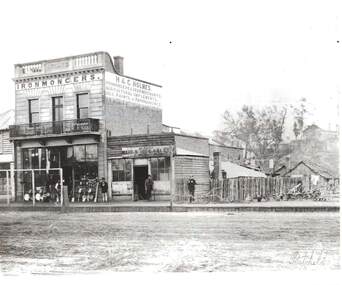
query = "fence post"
xmin=60 ymin=168 xmax=63 ymax=207
xmin=6 ymin=170 xmax=10 ymax=205
xmin=32 ymin=170 xmax=35 ymax=207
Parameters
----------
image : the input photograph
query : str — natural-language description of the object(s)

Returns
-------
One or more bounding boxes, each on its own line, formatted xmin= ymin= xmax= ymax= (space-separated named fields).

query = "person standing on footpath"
xmin=187 ymin=175 xmax=197 ymax=203
xmin=144 ymin=175 xmax=154 ymax=201
xmin=99 ymin=177 xmax=108 ymax=202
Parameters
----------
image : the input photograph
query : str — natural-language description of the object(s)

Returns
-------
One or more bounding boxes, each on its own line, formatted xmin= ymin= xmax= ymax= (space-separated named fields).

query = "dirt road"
xmin=0 ymin=212 xmax=339 ymax=273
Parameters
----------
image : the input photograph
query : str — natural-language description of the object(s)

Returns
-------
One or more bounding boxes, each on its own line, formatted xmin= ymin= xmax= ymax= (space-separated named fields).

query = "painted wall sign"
xmin=15 ymin=73 xmax=103 ymax=90
xmin=105 ymin=72 xmax=162 ymax=109
xmin=122 ymin=145 xmax=172 ymax=158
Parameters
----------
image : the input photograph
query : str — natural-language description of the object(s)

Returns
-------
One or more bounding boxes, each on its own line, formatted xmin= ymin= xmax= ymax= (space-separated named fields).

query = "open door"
xmin=133 ymin=166 xmax=148 ymax=200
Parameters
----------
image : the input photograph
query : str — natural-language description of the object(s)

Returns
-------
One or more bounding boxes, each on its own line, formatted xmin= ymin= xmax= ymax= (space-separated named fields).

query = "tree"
xmin=215 ymin=105 xmax=288 ymax=162
xmin=291 ymin=97 xmax=307 ymax=139
xmin=293 ymin=121 xmax=300 ymax=140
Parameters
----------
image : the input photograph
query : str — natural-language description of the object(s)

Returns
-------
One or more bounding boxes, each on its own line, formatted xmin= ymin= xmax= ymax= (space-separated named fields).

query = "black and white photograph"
xmin=0 ymin=0 xmax=340 ymax=282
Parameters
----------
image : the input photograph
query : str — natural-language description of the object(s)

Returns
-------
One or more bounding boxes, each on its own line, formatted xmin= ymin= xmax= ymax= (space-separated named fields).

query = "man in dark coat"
xmin=144 ymin=175 xmax=154 ymax=201
xmin=187 ymin=175 xmax=197 ymax=203
xmin=99 ymin=177 xmax=108 ymax=202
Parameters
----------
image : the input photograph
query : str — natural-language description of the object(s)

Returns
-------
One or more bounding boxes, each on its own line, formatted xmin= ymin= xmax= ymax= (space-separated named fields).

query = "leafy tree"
xmin=215 ymin=105 xmax=287 ymax=162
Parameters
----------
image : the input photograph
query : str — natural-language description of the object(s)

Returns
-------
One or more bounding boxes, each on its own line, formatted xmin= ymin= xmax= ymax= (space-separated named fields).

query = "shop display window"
xmin=112 ymin=159 xmax=132 ymax=181
xmin=150 ymin=157 xmax=170 ymax=181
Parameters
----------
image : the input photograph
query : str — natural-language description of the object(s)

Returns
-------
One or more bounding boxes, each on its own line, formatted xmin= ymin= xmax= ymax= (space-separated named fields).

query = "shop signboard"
xmin=105 ymin=72 xmax=162 ymax=109
xmin=15 ymin=73 xmax=103 ymax=90
xmin=122 ymin=145 xmax=173 ymax=158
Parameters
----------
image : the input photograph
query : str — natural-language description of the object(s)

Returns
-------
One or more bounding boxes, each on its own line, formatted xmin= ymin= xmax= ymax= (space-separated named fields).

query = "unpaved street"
xmin=0 ymin=212 xmax=339 ymax=273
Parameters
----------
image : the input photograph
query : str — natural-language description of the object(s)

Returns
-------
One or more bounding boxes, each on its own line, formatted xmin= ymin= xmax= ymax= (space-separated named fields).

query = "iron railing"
xmin=9 ymin=118 xmax=100 ymax=138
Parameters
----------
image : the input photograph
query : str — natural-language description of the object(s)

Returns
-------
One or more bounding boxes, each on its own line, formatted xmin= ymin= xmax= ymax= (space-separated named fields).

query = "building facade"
xmin=107 ymin=133 xmax=209 ymax=201
xmin=10 ymin=51 xmax=163 ymax=201
xmin=0 ymin=110 xmax=15 ymax=201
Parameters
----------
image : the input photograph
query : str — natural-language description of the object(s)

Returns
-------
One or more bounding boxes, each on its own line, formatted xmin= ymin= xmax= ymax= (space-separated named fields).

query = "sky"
xmin=0 ymin=0 xmax=340 ymax=139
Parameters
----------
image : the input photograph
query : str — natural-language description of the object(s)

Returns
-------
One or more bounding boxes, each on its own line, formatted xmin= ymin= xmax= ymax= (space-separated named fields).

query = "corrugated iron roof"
xmin=209 ymin=161 xmax=267 ymax=178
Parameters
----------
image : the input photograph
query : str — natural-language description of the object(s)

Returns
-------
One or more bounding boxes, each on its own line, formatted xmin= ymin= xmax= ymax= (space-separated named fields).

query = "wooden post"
xmin=170 ymin=153 xmax=175 ymax=203
xmin=32 ymin=170 xmax=35 ymax=207
xmin=10 ymin=163 xmax=15 ymax=202
xmin=107 ymin=161 xmax=113 ymax=201
xmin=72 ymin=167 xmax=75 ymax=201
xmin=59 ymin=168 xmax=63 ymax=207
xmin=131 ymin=159 xmax=135 ymax=201
xmin=6 ymin=170 xmax=10 ymax=205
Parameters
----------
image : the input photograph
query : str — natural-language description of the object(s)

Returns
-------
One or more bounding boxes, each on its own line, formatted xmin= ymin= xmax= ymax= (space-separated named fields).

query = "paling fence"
xmin=174 ymin=177 xmax=340 ymax=203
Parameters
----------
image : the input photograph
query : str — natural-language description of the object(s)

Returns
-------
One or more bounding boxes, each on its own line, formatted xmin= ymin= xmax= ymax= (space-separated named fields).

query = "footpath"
xmin=0 ymin=200 xmax=339 ymax=212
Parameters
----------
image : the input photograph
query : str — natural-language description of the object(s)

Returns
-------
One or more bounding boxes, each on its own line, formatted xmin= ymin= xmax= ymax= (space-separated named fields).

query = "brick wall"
xmin=105 ymin=98 xmax=162 ymax=136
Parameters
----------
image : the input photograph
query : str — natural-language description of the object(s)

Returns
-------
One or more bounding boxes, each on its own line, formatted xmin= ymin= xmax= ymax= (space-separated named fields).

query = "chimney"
xmin=213 ymin=152 xmax=222 ymax=180
xmin=113 ymin=56 xmax=124 ymax=75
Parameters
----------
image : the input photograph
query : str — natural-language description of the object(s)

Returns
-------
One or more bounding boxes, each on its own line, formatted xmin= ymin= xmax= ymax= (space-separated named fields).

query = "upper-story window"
xmin=52 ymin=96 xmax=63 ymax=121
xmin=29 ymin=99 xmax=39 ymax=124
xmin=77 ymin=93 xmax=89 ymax=119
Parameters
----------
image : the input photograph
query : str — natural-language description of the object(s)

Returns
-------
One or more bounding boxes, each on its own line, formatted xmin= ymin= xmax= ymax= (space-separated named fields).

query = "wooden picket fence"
xmin=174 ymin=176 xmax=339 ymax=203
xmin=175 ymin=178 xmax=210 ymax=203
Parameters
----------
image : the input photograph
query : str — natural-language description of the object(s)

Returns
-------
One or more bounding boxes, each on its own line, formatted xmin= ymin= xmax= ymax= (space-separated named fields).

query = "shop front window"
xmin=86 ymin=144 xmax=97 ymax=161
xmin=22 ymin=145 xmax=97 ymax=171
xmin=112 ymin=159 xmax=132 ymax=181
xmin=151 ymin=157 xmax=170 ymax=181
xmin=22 ymin=148 xmax=46 ymax=169
xmin=74 ymin=145 xmax=86 ymax=161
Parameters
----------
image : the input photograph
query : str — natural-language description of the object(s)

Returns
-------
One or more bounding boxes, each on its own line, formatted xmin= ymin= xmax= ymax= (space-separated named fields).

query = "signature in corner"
xmin=290 ymin=249 xmax=328 ymax=267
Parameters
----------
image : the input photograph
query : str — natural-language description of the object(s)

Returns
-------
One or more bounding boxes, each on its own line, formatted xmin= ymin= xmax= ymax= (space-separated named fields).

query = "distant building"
xmin=0 ymin=110 xmax=14 ymax=170
xmin=0 ymin=109 xmax=14 ymax=200
xmin=276 ymin=124 xmax=339 ymax=178
xmin=208 ymin=138 xmax=243 ymax=164
xmin=211 ymin=152 xmax=266 ymax=179
xmin=284 ymin=160 xmax=338 ymax=181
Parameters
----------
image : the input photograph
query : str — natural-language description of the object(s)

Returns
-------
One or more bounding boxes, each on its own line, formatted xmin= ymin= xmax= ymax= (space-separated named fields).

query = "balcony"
xmin=9 ymin=118 xmax=100 ymax=140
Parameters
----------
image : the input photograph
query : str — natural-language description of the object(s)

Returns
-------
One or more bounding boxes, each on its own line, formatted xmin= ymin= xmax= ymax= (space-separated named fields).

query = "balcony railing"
xmin=9 ymin=118 xmax=100 ymax=138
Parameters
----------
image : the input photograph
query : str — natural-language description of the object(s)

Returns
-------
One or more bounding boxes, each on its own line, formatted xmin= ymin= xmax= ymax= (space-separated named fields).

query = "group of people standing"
xmin=33 ymin=173 xmax=197 ymax=204
xmin=42 ymin=176 xmax=109 ymax=204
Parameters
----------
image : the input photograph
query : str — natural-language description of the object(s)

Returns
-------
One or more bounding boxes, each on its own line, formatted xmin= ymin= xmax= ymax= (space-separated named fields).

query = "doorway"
xmin=134 ymin=165 xmax=148 ymax=200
